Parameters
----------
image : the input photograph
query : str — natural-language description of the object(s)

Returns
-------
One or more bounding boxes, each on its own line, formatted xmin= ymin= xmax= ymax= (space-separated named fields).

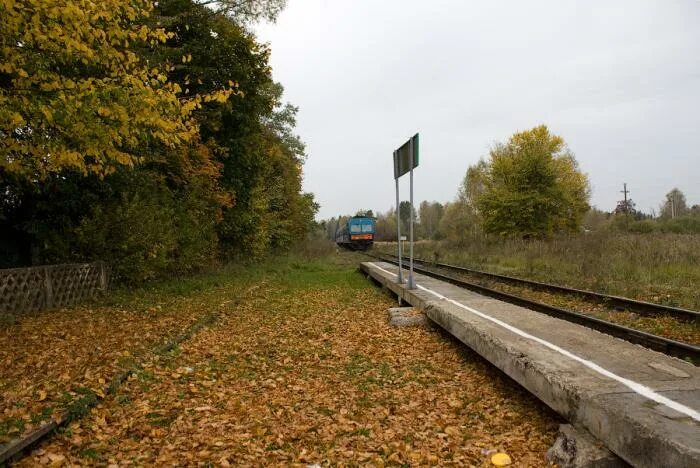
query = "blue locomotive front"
xmin=335 ymin=216 xmax=375 ymax=250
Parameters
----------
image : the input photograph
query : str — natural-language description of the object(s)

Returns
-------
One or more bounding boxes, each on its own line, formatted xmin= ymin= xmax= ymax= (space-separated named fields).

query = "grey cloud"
xmin=257 ymin=0 xmax=700 ymax=219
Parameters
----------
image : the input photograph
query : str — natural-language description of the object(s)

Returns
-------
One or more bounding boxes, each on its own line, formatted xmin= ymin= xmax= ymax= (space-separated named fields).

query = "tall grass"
xmin=375 ymin=232 xmax=700 ymax=310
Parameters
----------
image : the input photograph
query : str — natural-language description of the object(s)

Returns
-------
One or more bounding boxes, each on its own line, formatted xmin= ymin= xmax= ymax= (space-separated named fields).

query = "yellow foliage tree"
xmin=0 ymin=0 xmax=232 ymax=177
xmin=466 ymin=125 xmax=591 ymax=238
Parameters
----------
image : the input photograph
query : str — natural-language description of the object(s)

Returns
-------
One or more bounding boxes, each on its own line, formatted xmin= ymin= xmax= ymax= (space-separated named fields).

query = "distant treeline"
xmin=322 ymin=126 xmax=700 ymax=241
xmin=0 ymin=0 xmax=317 ymax=281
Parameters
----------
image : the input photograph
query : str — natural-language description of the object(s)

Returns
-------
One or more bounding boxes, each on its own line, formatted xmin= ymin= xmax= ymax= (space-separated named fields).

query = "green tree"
xmin=438 ymin=201 xmax=477 ymax=243
xmin=0 ymin=0 xmax=232 ymax=178
xmin=398 ymin=201 xmax=416 ymax=230
xmin=418 ymin=201 xmax=444 ymax=240
xmin=152 ymin=0 xmax=314 ymax=257
xmin=375 ymin=209 xmax=398 ymax=241
xmin=468 ymin=125 xmax=590 ymax=238
xmin=0 ymin=0 xmax=317 ymax=279
xmin=660 ymin=188 xmax=688 ymax=219
xmin=582 ymin=208 xmax=609 ymax=231
xmin=615 ymin=198 xmax=636 ymax=216
xmin=197 ymin=0 xmax=287 ymax=23
xmin=459 ymin=159 xmax=488 ymax=210
xmin=355 ymin=209 xmax=374 ymax=217
xmin=325 ymin=217 xmax=338 ymax=240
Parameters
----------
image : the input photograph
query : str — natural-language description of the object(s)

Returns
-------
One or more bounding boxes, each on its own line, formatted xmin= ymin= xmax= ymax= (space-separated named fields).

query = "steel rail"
xmin=380 ymin=253 xmax=699 ymax=321
xmin=364 ymin=253 xmax=699 ymax=364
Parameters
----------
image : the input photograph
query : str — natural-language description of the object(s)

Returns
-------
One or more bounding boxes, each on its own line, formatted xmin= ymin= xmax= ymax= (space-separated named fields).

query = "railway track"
xmin=363 ymin=252 xmax=700 ymax=364
xmin=383 ymin=253 xmax=699 ymax=321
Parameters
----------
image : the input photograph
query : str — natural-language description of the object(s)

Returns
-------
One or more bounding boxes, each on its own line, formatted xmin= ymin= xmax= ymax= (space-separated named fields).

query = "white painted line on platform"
xmin=369 ymin=262 xmax=700 ymax=421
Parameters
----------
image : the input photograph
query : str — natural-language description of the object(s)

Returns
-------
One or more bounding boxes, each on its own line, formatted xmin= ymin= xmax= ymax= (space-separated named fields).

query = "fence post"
xmin=44 ymin=267 xmax=53 ymax=309
xmin=99 ymin=262 xmax=107 ymax=291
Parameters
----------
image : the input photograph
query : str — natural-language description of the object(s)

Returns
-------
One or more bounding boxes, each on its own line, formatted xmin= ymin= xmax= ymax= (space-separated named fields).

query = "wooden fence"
xmin=0 ymin=262 xmax=109 ymax=314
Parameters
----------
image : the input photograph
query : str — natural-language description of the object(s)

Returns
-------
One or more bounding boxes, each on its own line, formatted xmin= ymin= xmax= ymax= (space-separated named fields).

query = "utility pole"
xmin=671 ymin=193 xmax=675 ymax=219
xmin=620 ymin=183 xmax=630 ymax=213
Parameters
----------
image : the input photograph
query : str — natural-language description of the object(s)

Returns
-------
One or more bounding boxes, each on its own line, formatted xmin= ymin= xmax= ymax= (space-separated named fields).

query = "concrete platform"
xmin=361 ymin=262 xmax=700 ymax=468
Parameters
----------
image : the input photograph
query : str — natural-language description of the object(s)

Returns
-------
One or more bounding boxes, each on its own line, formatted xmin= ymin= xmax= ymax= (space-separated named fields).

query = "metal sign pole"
xmin=393 ymin=133 xmax=419 ymax=288
xmin=395 ymin=176 xmax=404 ymax=284
xmin=407 ymin=138 xmax=415 ymax=289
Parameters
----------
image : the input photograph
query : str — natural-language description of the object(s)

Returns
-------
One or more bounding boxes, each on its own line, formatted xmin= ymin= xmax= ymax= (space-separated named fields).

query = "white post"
xmin=395 ymin=173 xmax=404 ymax=284
xmin=407 ymin=139 xmax=416 ymax=289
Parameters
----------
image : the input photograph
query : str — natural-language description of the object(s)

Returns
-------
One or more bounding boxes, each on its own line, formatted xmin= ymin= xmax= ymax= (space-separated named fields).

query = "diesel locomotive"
xmin=335 ymin=216 xmax=375 ymax=250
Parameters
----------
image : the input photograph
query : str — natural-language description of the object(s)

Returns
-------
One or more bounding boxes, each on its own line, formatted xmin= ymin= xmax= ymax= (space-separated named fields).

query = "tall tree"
xmin=582 ymin=208 xmax=609 ymax=231
xmin=325 ymin=217 xmax=338 ymax=240
xmin=152 ymin=0 xmax=315 ymax=257
xmin=660 ymin=188 xmax=688 ymax=219
xmin=0 ymin=0 xmax=230 ymax=178
xmin=438 ymin=201 xmax=477 ymax=243
xmin=0 ymin=0 xmax=316 ymax=279
xmin=459 ymin=159 xmax=488 ymax=210
xmin=196 ymin=0 xmax=287 ymax=23
xmin=0 ymin=0 xmax=233 ymax=276
xmin=418 ymin=201 xmax=444 ymax=240
xmin=469 ymin=125 xmax=590 ymax=238
xmin=374 ymin=209 xmax=398 ymax=241
xmin=398 ymin=201 xmax=415 ymax=230
xmin=615 ymin=199 xmax=636 ymax=215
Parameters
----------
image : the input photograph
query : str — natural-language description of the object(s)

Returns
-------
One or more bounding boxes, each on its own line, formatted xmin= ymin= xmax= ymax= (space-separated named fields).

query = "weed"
xmin=350 ymin=427 xmax=371 ymax=437
xmin=378 ymin=361 xmax=393 ymax=378
xmin=146 ymin=411 xmax=176 ymax=428
xmin=344 ymin=353 xmax=371 ymax=377
xmin=116 ymin=394 xmax=131 ymax=405
xmin=30 ymin=406 xmax=54 ymax=424
xmin=79 ymin=447 xmax=104 ymax=461
xmin=265 ymin=442 xmax=282 ymax=451
xmin=0 ymin=417 xmax=26 ymax=440
xmin=65 ymin=388 xmax=98 ymax=422
xmin=135 ymin=370 xmax=156 ymax=391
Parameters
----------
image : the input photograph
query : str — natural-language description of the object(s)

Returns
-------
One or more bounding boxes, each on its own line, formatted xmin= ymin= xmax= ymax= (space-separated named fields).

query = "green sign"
xmin=393 ymin=133 xmax=419 ymax=179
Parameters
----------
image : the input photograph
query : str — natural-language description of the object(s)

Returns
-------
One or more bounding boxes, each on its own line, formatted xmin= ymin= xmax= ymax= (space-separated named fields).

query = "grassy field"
xmin=375 ymin=232 xmax=700 ymax=312
xmin=3 ymin=252 xmax=558 ymax=466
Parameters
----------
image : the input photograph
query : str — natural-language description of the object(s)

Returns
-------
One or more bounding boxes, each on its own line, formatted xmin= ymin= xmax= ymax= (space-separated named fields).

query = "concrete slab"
xmin=546 ymin=424 xmax=626 ymax=468
xmin=361 ymin=262 xmax=700 ymax=468
xmin=387 ymin=307 xmax=427 ymax=327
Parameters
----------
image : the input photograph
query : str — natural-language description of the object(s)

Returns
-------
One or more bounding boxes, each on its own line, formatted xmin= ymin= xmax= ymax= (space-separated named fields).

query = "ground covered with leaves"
xmin=0 ymin=265 xmax=265 ymax=444
xmin=9 ymin=253 xmax=559 ymax=466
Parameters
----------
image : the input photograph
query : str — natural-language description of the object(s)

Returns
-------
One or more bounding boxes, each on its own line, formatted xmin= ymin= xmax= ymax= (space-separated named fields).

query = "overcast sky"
xmin=256 ymin=0 xmax=700 ymax=220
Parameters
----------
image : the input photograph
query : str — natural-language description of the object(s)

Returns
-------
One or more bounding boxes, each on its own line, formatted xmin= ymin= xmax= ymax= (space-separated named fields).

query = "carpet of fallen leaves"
xmin=16 ymin=255 xmax=559 ymax=466
xmin=0 ymin=269 xmax=258 ymax=444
